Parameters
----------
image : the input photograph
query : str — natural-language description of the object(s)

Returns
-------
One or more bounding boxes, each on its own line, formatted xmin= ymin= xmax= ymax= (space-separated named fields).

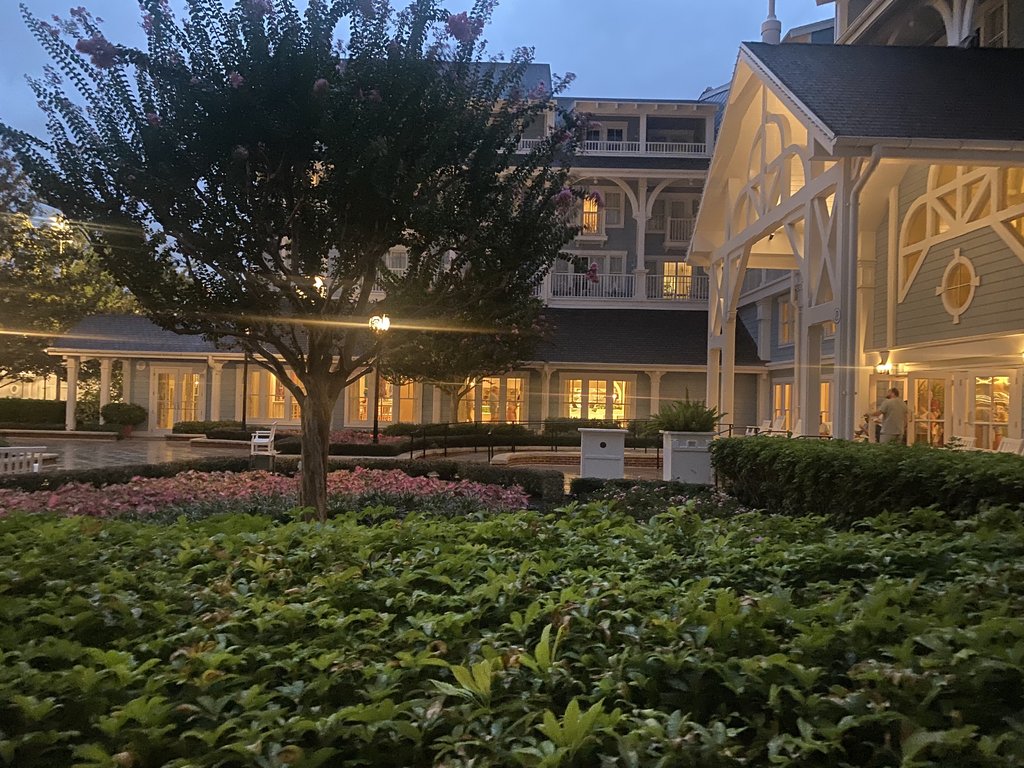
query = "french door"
xmin=150 ymin=368 xmax=204 ymax=431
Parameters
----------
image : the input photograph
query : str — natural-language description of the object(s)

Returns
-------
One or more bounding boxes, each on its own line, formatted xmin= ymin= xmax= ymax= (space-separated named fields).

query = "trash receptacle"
xmin=578 ymin=428 xmax=628 ymax=479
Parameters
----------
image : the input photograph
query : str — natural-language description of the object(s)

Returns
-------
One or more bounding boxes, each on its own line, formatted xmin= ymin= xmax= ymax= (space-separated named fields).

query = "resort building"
xmin=48 ymin=86 xmax=768 ymax=434
xmin=692 ymin=0 xmax=1024 ymax=444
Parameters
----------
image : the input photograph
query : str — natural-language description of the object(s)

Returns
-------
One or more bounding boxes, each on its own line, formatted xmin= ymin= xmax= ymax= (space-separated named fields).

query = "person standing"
xmin=874 ymin=388 xmax=908 ymax=444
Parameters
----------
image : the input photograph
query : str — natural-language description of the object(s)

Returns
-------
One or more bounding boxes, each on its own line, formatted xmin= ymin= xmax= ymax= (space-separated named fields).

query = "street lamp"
xmin=368 ymin=314 xmax=391 ymax=443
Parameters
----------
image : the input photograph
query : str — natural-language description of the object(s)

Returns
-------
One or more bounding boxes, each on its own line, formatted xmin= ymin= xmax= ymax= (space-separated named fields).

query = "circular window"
xmin=935 ymin=249 xmax=979 ymax=324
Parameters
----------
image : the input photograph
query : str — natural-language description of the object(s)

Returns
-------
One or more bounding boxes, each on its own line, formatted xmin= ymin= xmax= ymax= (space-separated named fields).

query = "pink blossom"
xmin=39 ymin=21 xmax=61 ymax=39
xmin=587 ymin=262 xmax=599 ymax=283
xmin=75 ymin=34 xmax=118 ymax=68
xmin=312 ymin=78 xmax=330 ymax=96
xmin=69 ymin=6 xmax=89 ymax=21
xmin=553 ymin=187 xmax=574 ymax=211
xmin=446 ymin=11 xmax=482 ymax=44
xmin=145 ymin=111 xmax=161 ymax=127
xmin=228 ymin=71 xmax=245 ymax=88
xmin=528 ymin=80 xmax=548 ymax=100
xmin=587 ymin=190 xmax=604 ymax=207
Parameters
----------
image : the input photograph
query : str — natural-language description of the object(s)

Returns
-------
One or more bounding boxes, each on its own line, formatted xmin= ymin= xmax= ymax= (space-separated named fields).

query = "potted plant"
xmin=100 ymin=402 xmax=148 ymax=437
xmin=647 ymin=399 xmax=725 ymax=484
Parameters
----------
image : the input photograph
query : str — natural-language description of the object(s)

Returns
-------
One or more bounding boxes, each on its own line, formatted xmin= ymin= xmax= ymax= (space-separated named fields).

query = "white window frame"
xmin=594 ymin=187 xmax=624 ymax=229
xmin=777 ymin=297 xmax=795 ymax=347
xmin=458 ymin=374 xmax=528 ymax=423
xmin=560 ymin=373 xmax=636 ymax=422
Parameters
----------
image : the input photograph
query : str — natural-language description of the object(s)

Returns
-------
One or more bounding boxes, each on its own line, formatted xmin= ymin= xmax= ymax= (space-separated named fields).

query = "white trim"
xmin=935 ymin=248 xmax=980 ymax=325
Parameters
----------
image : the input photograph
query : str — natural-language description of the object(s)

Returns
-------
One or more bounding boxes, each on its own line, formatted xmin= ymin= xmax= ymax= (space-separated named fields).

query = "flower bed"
xmin=0 ymin=467 xmax=529 ymax=519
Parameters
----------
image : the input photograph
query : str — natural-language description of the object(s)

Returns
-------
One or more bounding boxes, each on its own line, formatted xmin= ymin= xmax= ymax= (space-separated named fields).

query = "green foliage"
xmin=5 ymin=0 xmax=585 ymax=514
xmin=712 ymin=437 xmax=1024 ymax=523
xmin=0 ymin=457 xmax=253 ymax=492
xmin=99 ymin=402 xmax=147 ymax=426
xmin=2 ymin=504 xmax=1023 ymax=766
xmin=172 ymin=420 xmax=243 ymax=434
xmin=386 ymin=422 xmax=533 ymax=438
xmin=646 ymin=399 xmax=725 ymax=434
xmin=0 ymin=398 xmax=65 ymax=425
xmin=569 ymin=478 xmax=738 ymax=520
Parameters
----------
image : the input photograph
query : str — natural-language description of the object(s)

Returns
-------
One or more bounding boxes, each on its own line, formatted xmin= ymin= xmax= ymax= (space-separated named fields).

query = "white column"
xmin=721 ymin=316 xmax=737 ymax=423
xmin=648 ymin=371 xmax=664 ymax=417
xmin=209 ymin=360 xmax=224 ymax=421
xmin=65 ymin=356 xmax=79 ymax=432
xmin=633 ymin=268 xmax=648 ymax=299
xmin=758 ymin=372 xmax=771 ymax=425
xmin=706 ymin=347 xmax=721 ymax=412
xmin=797 ymin=324 xmax=824 ymax=434
xmin=122 ymin=360 xmax=133 ymax=406
xmin=98 ymin=358 xmax=113 ymax=424
xmin=639 ymin=112 xmax=648 ymax=151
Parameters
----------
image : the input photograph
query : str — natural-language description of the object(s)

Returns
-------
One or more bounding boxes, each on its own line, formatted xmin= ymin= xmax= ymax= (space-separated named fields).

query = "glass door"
xmin=910 ymin=377 xmax=946 ymax=447
xmin=151 ymin=368 xmax=204 ymax=431
xmin=973 ymin=375 xmax=1010 ymax=450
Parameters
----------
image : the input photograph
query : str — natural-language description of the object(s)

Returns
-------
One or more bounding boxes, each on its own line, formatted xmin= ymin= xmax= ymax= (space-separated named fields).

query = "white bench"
xmin=0 ymin=446 xmax=47 ymax=475
xmin=996 ymin=437 xmax=1024 ymax=454
xmin=250 ymin=424 xmax=278 ymax=456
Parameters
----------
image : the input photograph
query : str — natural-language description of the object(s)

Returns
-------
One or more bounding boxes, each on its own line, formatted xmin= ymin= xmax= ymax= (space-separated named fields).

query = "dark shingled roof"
xmin=744 ymin=42 xmax=1024 ymax=143
xmin=536 ymin=308 xmax=762 ymax=367
xmin=51 ymin=315 xmax=220 ymax=354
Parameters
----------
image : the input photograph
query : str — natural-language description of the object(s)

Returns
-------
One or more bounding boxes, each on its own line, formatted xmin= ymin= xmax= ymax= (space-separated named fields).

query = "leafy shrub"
xmin=99 ymin=402 xmax=147 ymax=426
xmin=2 ymin=505 xmax=1023 ymax=766
xmin=0 ymin=398 xmax=65 ymax=425
xmin=0 ymin=456 xmax=253 ymax=492
xmin=274 ymin=436 xmax=409 ymax=457
xmin=385 ymin=422 xmax=533 ymax=438
xmin=172 ymin=419 xmax=243 ymax=434
xmin=712 ymin=437 xmax=1024 ymax=522
xmin=645 ymin=399 xmax=724 ymax=433
xmin=0 ymin=422 xmax=64 ymax=430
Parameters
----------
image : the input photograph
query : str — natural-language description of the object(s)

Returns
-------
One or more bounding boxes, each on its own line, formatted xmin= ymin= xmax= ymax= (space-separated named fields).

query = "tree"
xmin=0 ymin=144 xmax=134 ymax=384
xmin=3 ymin=0 xmax=583 ymax=518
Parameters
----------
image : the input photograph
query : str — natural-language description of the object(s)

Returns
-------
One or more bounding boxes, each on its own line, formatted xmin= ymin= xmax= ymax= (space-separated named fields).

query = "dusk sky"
xmin=0 ymin=0 xmax=830 ymax=136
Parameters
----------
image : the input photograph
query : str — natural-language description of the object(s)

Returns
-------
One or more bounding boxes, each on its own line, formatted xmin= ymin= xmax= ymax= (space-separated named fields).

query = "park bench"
xmin=0 ymin=446 xmax=47 ymax=475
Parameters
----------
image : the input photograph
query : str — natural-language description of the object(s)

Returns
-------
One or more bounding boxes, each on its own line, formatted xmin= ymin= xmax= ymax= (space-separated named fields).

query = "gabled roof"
xmin=536 ymin=308 xmax=762 ymax=367
xmin=744 ymin=42 xmax=1024 ymax=145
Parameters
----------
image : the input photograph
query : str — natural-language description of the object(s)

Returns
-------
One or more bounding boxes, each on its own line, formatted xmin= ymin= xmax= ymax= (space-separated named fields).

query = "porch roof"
xmin=49 ymin=315 xmax=221 ymax=355
xmin=744 ymin=42 xmax=1024 ymax=144
xmin=535 ymin=308 xmax=762 ymax=367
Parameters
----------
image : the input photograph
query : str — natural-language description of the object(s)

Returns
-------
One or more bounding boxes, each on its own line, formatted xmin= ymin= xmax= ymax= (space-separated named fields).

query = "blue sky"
xmin=0 ymin=0 xmax=830 ymax=136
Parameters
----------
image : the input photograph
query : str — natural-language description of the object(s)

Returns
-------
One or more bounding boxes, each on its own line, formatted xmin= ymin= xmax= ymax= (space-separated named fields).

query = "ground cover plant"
xmin=0 ymin=467 xmax=528 ymax=521
xmin=2 ymin=501 xmax=1023 ymax=766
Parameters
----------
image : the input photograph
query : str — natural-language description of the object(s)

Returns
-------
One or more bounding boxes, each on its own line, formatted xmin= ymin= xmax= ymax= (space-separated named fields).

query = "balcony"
xmin=665 ymin=217 xmax=696 ymax=246
xmin=533 ymin=271 xmax=709 ymax=306
xmin=517 ymin=139 xmax=708 ymax=158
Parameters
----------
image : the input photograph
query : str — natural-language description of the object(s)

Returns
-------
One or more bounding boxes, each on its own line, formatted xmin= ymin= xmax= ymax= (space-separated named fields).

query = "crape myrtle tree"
xmin=2 ymin=0 xmax=586 ymax=517
xmin=0 ymin=144 xmax=134 ymax=384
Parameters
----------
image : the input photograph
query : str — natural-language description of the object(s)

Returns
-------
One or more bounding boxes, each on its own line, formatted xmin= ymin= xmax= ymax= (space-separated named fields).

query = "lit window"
xmin=563 ymin=376 xmax=630 ymax=422
xmin=662 ymin=261 xmax=692 ymax=298
xmin=772 ymin=382 xmax=792 ymax=431
xmin=458 ymin=376 xmax=526 ymax=423
xmin=581 ymin=197 xmax=602 ymax=235
xmin=778 ymin=298 xmax=794 ymax=346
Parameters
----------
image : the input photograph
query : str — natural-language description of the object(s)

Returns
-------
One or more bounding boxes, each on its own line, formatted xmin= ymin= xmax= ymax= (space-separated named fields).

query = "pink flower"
xmin=145 ymin=111 xmax=161 ymax=127
xmin=312 ymin=78 xmax=330 ymax=96
xmin=587 ymin=262 xmax=599 ymax=283
xmin=228 ymin=71 xmax=245 ymax=88
xmin=446 ymin=11 xmax=482 ymax=44
xmin=553 ymin=187 xmax=574 ymax=211
xmin=587 ymin=190 xmax=604 ymax=207
xmin=75 ymin=34 xmax=118 ymax=68
xmin=69 ymin=6 xmax=89 ymax=21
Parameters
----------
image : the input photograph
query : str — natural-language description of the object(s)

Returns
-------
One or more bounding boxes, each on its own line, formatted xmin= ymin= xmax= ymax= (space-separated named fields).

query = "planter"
xmin=578 ymin=428 xmax=628 ymax=479
xmin=661 ymin=431 xmax=714 ymax=484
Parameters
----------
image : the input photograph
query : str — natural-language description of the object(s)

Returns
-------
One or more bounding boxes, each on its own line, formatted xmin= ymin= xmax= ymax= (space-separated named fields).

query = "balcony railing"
xmin=646 ymin=274 xmax=709 ymax=302
xmin=551 ymin=273 xmax=635 ymax=299
xmin=516 ymin=139 xmax=708 ymax=157
xmin=666 ymin=217 xmax=696 ymax=245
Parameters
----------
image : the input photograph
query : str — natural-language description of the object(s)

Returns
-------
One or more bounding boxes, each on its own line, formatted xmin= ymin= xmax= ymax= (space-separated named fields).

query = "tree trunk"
xmin=299 ymin=383 xmax=337 ymax=521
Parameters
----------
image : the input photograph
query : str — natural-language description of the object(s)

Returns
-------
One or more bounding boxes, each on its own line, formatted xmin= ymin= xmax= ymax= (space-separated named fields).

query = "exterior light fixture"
xmin=368 ymin=314 xmax=392 ymax=443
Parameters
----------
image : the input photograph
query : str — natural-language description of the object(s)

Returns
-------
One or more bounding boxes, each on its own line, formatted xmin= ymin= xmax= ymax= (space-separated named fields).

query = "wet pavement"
xmin=5 ymin=436 xmax=244 ymax=473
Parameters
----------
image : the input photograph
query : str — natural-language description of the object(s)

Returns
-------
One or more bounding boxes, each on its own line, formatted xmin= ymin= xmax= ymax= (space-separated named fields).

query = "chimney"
xmin=761 ymin=0 xmax=782 ymax=43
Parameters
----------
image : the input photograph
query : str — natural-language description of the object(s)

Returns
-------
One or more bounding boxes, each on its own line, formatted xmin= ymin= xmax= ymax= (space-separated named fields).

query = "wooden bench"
xmin=0 ymin=446 xmax=47 ymax=475
xmin=250 ymin=424 xmax=278 ymax=456
xmin=996 ymin=437 xmax=1024 ymax=454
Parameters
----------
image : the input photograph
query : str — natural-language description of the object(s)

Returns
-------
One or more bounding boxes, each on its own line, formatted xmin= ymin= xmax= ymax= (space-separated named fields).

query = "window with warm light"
xmin=778 ymin=298 xmax=794 ymax=346
xmin=349 ymin=374 xmax=414 ymax=424
xmin=458 ymin=376 xmax=526 ymax=423
xmin=772 ymin=382 xmax=792 ymax=431
xmin=563 ymin=376 xmax=630 ymax=422
xmin=662 ymin=261 xmax=693 ymax=298
xmin=581 ymin=196 xmax=602 ymax=235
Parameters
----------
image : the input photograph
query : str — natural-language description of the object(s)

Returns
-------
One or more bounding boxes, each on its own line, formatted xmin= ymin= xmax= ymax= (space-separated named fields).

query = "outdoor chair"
xmin=996 ymin=437 xmax=1024 ymax=454
xmin=745 ymin=419 xmax=771 ymax=436
xmin=950 ymin=435 xmax=977 ymax=451
xmin=250 ymin=423 xmax=278 ymax=456
xmin=765 ymin=416 xmax=788 ymax=436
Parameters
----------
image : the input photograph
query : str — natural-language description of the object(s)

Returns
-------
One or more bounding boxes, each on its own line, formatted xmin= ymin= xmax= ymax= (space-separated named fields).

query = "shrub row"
xmin=384 ymin=422 xmax=532 ymax=438
xmin=0 ymin=398 xmax=65 ymax=425
xmin=711 ymin=437 xmax=1024 ymax=522
xmin=0 ymin=457 xmax=253 ymax=492
xmin=0 ymin=422 xmax=64 ymax=431
xmin=172 ymin=419 xmax=243 ymax=434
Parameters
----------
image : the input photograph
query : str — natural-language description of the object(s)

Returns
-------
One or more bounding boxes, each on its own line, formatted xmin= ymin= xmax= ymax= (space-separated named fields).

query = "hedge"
xmin=711 ymin=437 xmax=1024 ymax=522
xmin=0 ymin=398 xmax=65 ymax=425
xmin=384 ymin=422 xmax=532 ymax=438
xmin=0 ymin=456 xmax=252 ymax=492
xmin=274 ymin=436 xmax=409 ymax=457
xmin=172 ymin=419 xmax=243 ymax=434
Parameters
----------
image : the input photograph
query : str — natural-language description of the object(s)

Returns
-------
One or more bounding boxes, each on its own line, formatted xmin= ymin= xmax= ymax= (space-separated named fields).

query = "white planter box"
xmin=579 ymin=428 xmax=628 ymax=479
xmin=661 ymin=431 xmax=714 ymax=484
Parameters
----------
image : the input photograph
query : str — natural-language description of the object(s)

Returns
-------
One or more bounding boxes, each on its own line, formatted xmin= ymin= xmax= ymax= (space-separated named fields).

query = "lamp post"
xmin=368 ymin=314 xmax=391 ymax=444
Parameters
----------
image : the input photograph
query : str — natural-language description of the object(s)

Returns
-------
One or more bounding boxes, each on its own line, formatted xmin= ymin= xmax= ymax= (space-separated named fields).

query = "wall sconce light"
xmin=875 ymin=351 xmax=892 ymax=375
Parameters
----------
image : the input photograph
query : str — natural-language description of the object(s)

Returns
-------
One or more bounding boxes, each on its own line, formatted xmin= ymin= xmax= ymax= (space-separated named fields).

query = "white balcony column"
xmin=122 ymin=360 xmax=133 ymax=406
xmin=431 ymin=386 xmax=442 ymax=424
xmin=540 ymin=272 xmax=552 ymax=302
xmin=65 ymin=356 xmax=80 ymax=432
xmin=633 ymin=268 xmax=648 ymax=299
xmin=208 ymin=359 xmax=224 ymax=421
xmin=98 ymin=358 xmax=113 ymax=423
xmin=648 ymin=371 xmax=664 ymax=418
xmin=758 ymin=372 xmax=771 ymax=425
xmin=720 ymin=315 xmax=738 ymax=424
xmin=540 ymin=365 xmax=553 ymax=423
xmin=797 ymin=324 xmax=824 ymax=434
xmin=639 ymin=113 xmax=648 ymax=151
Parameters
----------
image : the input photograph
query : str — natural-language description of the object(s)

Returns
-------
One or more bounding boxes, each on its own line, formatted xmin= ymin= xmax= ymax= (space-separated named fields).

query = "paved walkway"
xmin=6 ymin=437 xmax=244 ymax=473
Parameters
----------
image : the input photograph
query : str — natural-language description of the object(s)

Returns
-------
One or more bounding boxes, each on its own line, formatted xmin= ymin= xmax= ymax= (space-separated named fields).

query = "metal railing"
xmin=516 ymin=140 xmax=709 ymax=157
